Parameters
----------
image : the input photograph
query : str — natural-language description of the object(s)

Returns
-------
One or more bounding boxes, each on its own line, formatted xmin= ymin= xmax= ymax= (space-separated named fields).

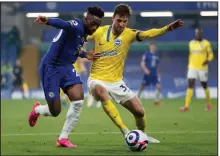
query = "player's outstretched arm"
xmin=34 ymin=15 xmax=75 ymax=31
xmin=167 ymin=19 xmax=184 ymax=31
xmin=137 ymin=19 xmax=184 ymax=41
xmin=78 ymin=49 xmax=101 ymax=60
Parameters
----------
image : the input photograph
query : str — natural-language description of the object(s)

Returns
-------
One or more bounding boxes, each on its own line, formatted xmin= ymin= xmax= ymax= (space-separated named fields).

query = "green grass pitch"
xmin=1 ymin=99 xmax=217 ymax=155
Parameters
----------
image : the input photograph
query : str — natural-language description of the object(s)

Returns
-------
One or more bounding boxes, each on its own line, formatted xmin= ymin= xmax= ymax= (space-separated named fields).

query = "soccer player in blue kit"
xmin=137 ymin=42 xmax=161 ymax=105
xmin=28 ymin=7 xmax=104 ymax=148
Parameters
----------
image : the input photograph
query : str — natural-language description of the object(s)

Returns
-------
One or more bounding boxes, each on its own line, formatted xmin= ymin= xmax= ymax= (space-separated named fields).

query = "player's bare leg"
xmin=57 ymin=84 xmax=84 ymax=148
xmin=95 ymin=84 xmax=130 ymax=137
xmin=121 ymin=97 xmax=160 ymax=143
xmin=180 ymin=79 xmax=195 ymax=112
xmin=137 ymin=83 xmax=145 ymax=98
xmin=60 ymin=89 xmax=70 ymax=108
xmin=154 ymin=83 xmax=161 ymax=105
xmin=122 ymin=97 xmax=146 ymax=131
xmin=29 ymin=91 xmax=61 ymax=127
xmin=200 ymin=81 xmax=212 ymax=111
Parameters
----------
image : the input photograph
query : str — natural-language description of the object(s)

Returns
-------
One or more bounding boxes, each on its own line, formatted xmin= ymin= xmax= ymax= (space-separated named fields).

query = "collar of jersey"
xmin=195 ymin=38 xmax=204 ymax=42
xmin=106 ymin=25 xmax=121 ymax=42
xmin=106 ymin=25 xmax=112 ymax=42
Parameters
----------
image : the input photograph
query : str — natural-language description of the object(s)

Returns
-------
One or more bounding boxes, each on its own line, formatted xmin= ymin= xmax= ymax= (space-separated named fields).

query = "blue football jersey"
xmin=142 ymin=51 xmax=160 ymax=75
xmin=41 ymin=18 xmax=86 ymax=65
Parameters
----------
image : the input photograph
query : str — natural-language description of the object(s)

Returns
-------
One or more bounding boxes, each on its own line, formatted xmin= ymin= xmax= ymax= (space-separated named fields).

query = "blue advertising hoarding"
xmin=1 ymin=51 xmax=217 ymax=99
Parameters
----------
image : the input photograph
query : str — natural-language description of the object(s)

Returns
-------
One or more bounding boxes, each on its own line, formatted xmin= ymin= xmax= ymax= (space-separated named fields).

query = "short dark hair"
xmin=196 ymin=27 xmax=203 ymax=32
xmin=87 ymin=6 xmax=104 ymax=18
xmin=113 ymin=4 xmax=132 ymax=17
xmin=149 ymin=42 xmax=156 ymax=46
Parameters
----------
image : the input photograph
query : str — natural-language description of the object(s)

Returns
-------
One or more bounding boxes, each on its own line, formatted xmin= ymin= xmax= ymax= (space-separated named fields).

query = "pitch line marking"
xmin=1 ymin=130 xmax=216 ymax=137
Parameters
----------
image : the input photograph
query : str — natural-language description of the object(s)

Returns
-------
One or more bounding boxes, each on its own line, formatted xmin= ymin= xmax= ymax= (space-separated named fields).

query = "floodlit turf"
xmin=1 ymin=99 xmax=217 ymax=155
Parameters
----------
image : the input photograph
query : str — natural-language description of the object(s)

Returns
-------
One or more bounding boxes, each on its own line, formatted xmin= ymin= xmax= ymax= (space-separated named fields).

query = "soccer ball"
xmin=125 ymin=130 xmax=149 ymax=152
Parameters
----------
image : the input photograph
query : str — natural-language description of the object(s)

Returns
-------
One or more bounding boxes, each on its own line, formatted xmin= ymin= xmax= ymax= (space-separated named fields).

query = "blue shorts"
xmin=142 ymin=74 xmax=160 ymax=86
xmin=39 ymin=63 xmax=82 ymax=102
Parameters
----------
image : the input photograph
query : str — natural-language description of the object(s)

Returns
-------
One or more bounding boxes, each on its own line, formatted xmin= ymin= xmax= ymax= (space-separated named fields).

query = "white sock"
xmin=155 ymin=89 xmax=160 ymax=102
xmin=24 ymin=92 xmax=29 ymax=99
xmin=96 ymin=101 xmax=102 ymax=108
xmin=59 ymin=100 xmax=84 ymax=139
xmin=87 ymin=94 xmax=94 ymax=108
xmin=35 ymin=104 xmax=52 ymax=116
xmin=121 ymin=128 xmax=130 ymax=138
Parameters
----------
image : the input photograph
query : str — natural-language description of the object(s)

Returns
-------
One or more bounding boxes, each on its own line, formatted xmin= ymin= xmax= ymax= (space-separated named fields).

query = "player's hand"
xmin=202 ymin=60 xmax=209 ymax=66
xmin=85 ymin=51 xmax=101 ymax=60
xmin=167 ymin=19 xmax=184 ymax=31
xmin=145 ymin=70 xmax=150 ymax=76
xmin=34 ymin=15 xmax=49 ymax=24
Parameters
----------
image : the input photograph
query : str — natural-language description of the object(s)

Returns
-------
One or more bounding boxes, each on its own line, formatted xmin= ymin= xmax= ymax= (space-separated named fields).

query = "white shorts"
xmin=87 ymin=78 xmax=136 ymax=104
xmin=187 ymin=68 xmax=208 ymax=82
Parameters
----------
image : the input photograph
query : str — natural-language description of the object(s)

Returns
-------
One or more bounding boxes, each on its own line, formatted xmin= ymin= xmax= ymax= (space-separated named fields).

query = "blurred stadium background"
xmin=1 ymin=2 xmax=217 ymax=100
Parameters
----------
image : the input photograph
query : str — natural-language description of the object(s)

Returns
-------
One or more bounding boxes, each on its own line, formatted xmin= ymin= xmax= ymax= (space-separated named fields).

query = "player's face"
xmin=195 ymin=29 xmax=203 ymax=40
xmin=112 ymin=14 xmax=128 ymax=35
xmin=150 ymin=44 xmax=157 ymax=53
xmin=16 ymin=59 xmax=21 ymax=66
xmin=84 ymin=14 xmax=102 ymax=35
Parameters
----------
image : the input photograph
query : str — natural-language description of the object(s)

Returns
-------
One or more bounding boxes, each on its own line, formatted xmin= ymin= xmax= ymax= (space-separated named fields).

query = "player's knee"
xmin=188 ymin=84 xmax=194 ymax=88
xmin=188 ymin=79 xmax=195 ymax=88
xmin=201 ymin=82 xmax=207 ymax=89
xmin=134 ymin=109 xmax=145 ymax=118
xmin=48 ymin=106 xmax=61 ymax=117
xmin=157 ymin=84 xmax=161 ymax=90
xmin=50 ymin=109 xmax=61 ymax=117
xmin=70 ymin=94 xmax=84 ymax=101
xmin=188 ymin=82 xmax=194 ymax=88
xmin=202 ymin=85 xmax=207 ymax=89
xmin=140 ymin=84 xmax=145 ymax=89
xmin=95 ymin=86 xmax=108 ymax=101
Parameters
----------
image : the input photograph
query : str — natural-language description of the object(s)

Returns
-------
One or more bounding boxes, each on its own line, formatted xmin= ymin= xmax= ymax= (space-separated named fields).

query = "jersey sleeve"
xmin=206 ymin=41 xmax=214 ymax=61
xmin=129 ymin=29 xmax=142 ymax=42
xmin=137 ymin=26 xmax=168 ymax=41
xmin=129 ymin=26 xmax=168 ymax=42
xmin=47 ymin=18 xmax=80 ymax=32
xmin=86 ymin=35 xmax=94 ymax=40
xmin=188 ymin=41 xmax=192 ymax=53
